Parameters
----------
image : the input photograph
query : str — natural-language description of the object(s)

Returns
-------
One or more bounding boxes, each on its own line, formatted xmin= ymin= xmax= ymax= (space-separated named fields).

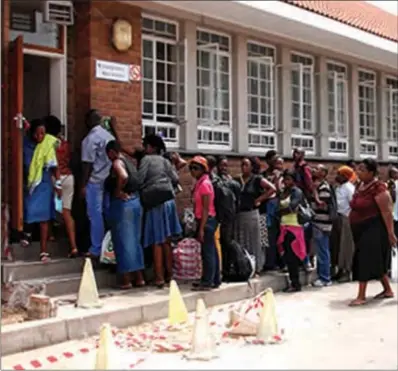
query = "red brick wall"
xmin=69 ymin=1 xmax=142 ymax=153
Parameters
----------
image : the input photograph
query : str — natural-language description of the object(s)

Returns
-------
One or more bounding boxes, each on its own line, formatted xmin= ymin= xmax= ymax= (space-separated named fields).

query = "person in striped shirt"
xmin=311 ymin=165 xmax=335 ymax=288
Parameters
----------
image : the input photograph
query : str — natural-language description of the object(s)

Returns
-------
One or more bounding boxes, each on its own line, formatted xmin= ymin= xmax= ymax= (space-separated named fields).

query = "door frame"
xmin=23 ymin=29 xmax=67 ymax=138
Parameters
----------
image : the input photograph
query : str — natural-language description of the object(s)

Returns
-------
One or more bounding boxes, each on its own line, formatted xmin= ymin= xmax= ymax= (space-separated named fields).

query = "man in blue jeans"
xmin=81 ymin=109 xmax=114 ymax=258
xmin=310 ymin=165 xmax=334 ymax=287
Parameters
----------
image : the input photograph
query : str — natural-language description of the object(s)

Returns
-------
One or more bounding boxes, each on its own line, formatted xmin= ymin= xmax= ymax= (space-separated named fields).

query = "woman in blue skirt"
xmin=23 ymin=119 xmax=60 ymax=262
xmin=138 ymin=134 xmax=182 ymax=288
xmin=105 ymin=140 xmax=145 ymax=289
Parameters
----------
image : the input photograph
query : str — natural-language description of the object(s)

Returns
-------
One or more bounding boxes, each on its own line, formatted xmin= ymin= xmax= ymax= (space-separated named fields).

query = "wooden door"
xmin=9 ymin=36 xmax=24 ymax=231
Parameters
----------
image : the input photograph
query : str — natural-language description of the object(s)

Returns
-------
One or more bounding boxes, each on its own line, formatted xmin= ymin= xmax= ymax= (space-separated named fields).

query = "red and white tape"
xmin=11 ymin=347 xmax=93 ymax=370
xmin=11 ymin=342 xmax=148 ymax=370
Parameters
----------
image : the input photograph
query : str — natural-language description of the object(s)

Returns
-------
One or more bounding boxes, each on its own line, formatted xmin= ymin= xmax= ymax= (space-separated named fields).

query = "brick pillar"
xmin=72 ymin=1 xmax=142 ymax=152
xmin=1 ymin=0 xmax=10 ymax=206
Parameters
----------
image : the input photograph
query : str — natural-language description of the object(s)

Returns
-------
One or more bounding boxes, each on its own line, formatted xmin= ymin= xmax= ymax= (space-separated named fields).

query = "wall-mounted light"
xmin=112 ymin=18 xmax=132 ymax=52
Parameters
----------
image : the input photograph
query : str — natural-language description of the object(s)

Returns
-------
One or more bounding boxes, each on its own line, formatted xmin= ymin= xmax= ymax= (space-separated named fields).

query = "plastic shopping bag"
xmin=100 ymin=231 xmax=116 ymax=264
xmin=55 ymin=196 xmax=62 ymax=213
xmin=391 ymin=246 xmax=398 ymax=283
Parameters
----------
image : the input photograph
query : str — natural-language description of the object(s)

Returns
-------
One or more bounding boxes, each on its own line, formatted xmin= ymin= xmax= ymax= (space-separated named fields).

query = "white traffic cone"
xmin=95 ymin=323 xmax=116 ymax=369
xmin=185 ymin=299 xmax=217 ymax=361
xmin=228 ymin=310 xmax=257 ymax=336
xmin=168 ymin=280 xmax=189 ymax=326
xmin=256 ymin=288 xmax=279 ymax=343
xmin=76 ymin=258 xmax=102 ymax=309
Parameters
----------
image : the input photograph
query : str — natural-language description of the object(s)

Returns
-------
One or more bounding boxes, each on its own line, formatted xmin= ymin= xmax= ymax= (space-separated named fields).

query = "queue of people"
xmin=19 ymin=110 xmax=398 ymax=306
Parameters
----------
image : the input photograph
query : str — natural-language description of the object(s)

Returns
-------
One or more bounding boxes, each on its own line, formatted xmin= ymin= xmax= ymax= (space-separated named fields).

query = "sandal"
xmin=154 ymin=281 xmax=165 ymax=289
xmin=373 ymin=291 xmax=394 ymax=300
xmin=40 ymin=252 xmax=51 ymax=262
xmin=20 ymin=233 xmax=32 ymax=248
xmin=119 ymin=283 xmax=133 ymax=290
xmin=191 ymin=285 xmax=212 ymax=292
xmin=68 ymin=249 xmax=79 ymax=259
xmin=348 ymin=298 xmax=367 ymax=307
xmin=134 ymin=281 xmax=146 ymax=288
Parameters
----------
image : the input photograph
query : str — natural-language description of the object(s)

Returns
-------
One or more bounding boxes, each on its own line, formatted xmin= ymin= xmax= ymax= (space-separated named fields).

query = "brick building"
xmin=1 ymin=0 xmax=398 ymax=233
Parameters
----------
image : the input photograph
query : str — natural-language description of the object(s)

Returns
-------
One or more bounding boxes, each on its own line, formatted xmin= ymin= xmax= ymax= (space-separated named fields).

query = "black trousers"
xmin=283 ymin=230 xmax=302 ymax=289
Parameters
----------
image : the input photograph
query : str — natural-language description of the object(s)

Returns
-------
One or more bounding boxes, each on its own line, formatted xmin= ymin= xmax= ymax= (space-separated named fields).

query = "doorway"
xmin=23 ymin=49 xmax=66 ymax=129
xmin=24 ymin=54 xmax=50 ymax=120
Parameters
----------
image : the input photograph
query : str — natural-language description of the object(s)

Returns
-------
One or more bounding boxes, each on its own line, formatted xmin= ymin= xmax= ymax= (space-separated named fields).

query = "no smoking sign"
xmin=129 ymin=64 xmax=141 ymax=82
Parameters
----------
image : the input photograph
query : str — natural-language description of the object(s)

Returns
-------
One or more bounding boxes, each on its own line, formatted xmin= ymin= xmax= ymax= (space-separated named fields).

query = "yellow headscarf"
xmin=28 ymin=134 xmax=59 ymax=193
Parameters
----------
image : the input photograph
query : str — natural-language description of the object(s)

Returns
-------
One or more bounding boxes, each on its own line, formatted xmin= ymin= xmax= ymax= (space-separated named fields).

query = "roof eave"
xmin=152 ymin=0 xmax=398 ymax=70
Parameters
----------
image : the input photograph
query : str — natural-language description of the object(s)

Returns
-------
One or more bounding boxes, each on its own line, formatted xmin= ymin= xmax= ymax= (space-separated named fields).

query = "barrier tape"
xmin=9 ymin=289 xmax=280 ymax=370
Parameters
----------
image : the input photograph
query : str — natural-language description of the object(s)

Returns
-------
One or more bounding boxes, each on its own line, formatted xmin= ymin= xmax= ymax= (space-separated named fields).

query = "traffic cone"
xmin=256 ymin=288 xmax=278 ymax=343
xmin=228 ymin=310 xmax=257 ymax=336
xmin=168 ymin=280 xmax=188 ymax=326
xmin=95 ymin=323 xmax=115 ymax=369
xmin=185 ymin=299 xmax=217 ymax=361
xmin=76 ymin=258 xmax=102 ymax=309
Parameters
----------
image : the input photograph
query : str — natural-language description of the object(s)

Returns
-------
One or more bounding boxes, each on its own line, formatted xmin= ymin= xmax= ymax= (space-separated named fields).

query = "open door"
xmin=9 ymin=36 xmax=24 ymax=232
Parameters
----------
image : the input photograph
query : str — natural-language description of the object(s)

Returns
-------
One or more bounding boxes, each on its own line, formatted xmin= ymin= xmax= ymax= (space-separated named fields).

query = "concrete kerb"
xmin=1 ymin=271 xmax=315 ymax=356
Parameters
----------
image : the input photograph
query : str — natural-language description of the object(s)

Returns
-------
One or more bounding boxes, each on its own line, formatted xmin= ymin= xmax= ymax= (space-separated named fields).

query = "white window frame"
xmin=247 ymin=41 xmax=276 ymax=152
xmin=326 ymin=61 xmax=349 ymax=157
xmin=291 ymin=135 xmax=316 ymax=156
xmin=141 ymin=15 xmax=182 ymax=148
xmin=196 ymin=27 xmax=232 ymax=151
xmin=290 ymin=52 xmax=315 ymax=135
xmin=385 ymin=76 xmax=398 ymax=160
xmin=358 ymin=68 xmax=377 ymax=157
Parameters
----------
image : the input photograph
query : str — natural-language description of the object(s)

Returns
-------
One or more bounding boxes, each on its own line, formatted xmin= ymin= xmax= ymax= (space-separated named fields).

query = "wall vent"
xmin=43 ymin=0 xmax=74 ymax=26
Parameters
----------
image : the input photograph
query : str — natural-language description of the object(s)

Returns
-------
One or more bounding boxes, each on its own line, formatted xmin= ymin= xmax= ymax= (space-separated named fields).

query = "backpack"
xmin=222 ymin=240 xmax=255 ymax=282
xmin=212 ymin=177 xmax=239 ymax=223
xmin=328 ymin=184 xmax=339 ymax=222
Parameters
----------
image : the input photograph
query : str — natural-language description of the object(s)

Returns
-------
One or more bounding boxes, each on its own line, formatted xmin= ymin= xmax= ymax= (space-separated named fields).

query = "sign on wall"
xmin=95 ymin=60 xmax=131 ymax=83
xmin=129 ymin=64 xmax=141 ymax=82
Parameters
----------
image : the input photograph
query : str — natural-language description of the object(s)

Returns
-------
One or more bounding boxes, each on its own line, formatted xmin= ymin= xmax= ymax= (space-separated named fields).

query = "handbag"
xmin=297 ymin=199 xmax=315 ymax=225
xmin=100 ymin=231 xmax=116 ymax=265
xmin=140 ymin=183 xmax=174 ymax=210
xmin=391 ymin=246 xmax=398 ymax=283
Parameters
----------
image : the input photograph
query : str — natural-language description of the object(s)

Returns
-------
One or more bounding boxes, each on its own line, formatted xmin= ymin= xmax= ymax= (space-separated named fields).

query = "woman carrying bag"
xmin=138 ymin=134 xmax=182 ymax=289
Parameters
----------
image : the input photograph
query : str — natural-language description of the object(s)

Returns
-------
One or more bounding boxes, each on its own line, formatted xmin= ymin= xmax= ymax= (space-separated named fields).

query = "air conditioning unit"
xmin=42 ymin=0 xmax=74 ymax=26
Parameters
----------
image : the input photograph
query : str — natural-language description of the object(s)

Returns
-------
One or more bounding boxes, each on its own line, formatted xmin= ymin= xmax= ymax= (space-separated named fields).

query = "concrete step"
xmin=1 ymin=258 xmax=86 ymax=283
xmin=25 ymin=270 xmax=115 ymax=297
xmin=8 ymin=241 xmax=71 ymax=261
xmin=1 ymin=270 xmax=317 ymax=356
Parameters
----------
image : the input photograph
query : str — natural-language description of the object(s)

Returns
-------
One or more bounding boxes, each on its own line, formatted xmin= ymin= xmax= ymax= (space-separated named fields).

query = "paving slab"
xmin=2 ymin=281 xmax=397 ymax=370
xmin=1 ymin=271 xmax=314 ymax=356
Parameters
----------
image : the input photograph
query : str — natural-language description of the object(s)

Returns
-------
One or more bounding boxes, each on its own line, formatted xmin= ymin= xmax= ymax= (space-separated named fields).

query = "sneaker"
xmin=312 ymin=279 xmax=332 ymax=288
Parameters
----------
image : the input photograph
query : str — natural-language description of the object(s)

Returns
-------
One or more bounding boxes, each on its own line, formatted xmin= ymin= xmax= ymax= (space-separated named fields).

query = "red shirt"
xmin=349 ymin=180 xmax=386 ymax=225
xmin=193 ymin=174 xmax=216 ymax=219
xmin=56 ymin=139 xmax=72 ymax=176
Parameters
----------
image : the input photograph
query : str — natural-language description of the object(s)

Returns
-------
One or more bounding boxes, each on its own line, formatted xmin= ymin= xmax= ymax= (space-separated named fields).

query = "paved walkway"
xmin=2 ymin=281 xmax=397 ymax=370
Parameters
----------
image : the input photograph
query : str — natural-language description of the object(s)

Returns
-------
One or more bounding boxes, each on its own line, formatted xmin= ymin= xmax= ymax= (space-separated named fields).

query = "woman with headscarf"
xmin=138 ymin=134 xmax=182 ymax=288
xmin=23 ymin=119 xmax=60 ymax=261
xmin=189 ymin=156 xmax=220 ymax=291
xmin=349 ymin=159 xmax=396 ymax=306
xmin=330 ymin=166 xmax=356 ymax=282
xmin=234 ymin=157 xmax=276 ymax=275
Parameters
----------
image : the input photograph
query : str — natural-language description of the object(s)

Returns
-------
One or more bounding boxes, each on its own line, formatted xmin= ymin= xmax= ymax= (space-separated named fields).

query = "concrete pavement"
xmin=2 ymin=281 xmax=397 ymax=370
